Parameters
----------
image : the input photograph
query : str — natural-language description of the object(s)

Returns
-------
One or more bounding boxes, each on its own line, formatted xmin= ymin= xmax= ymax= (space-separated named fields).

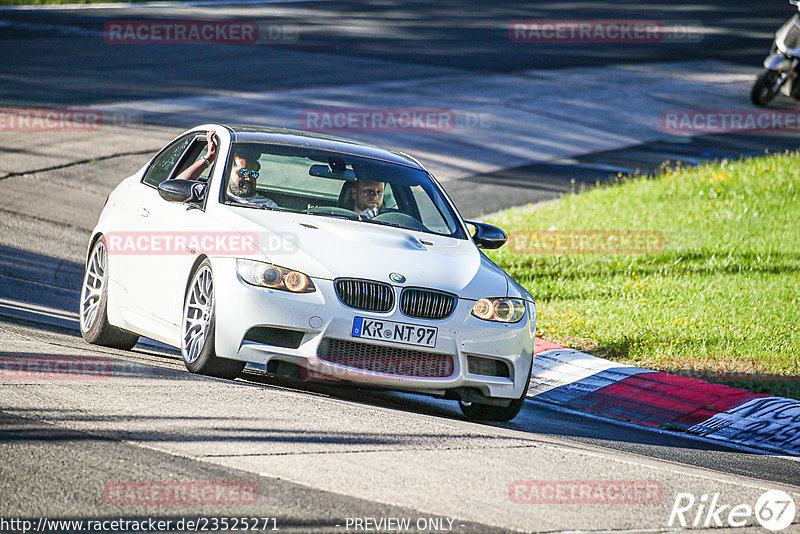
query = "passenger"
xmin=225 ymin=151 xmax=278 ymax=208
xmin=174 ymin=130 xmax=277 ymax=208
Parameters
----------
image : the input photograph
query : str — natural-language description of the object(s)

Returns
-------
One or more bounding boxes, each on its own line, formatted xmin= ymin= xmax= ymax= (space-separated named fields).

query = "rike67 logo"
xmin=669 ymin=490 xmax=796 ymax=531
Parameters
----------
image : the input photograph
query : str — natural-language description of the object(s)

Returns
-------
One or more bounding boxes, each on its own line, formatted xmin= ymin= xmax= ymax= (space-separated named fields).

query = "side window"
xmin=172 ymin=137 xmax=214 ymax=182
xmin=142 ymin=135 xmax=192 ymax=187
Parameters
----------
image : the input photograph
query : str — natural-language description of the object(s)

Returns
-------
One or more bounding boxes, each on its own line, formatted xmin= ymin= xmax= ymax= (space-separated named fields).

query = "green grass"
xmin=486 ymin=152 xmax=800 ymax=400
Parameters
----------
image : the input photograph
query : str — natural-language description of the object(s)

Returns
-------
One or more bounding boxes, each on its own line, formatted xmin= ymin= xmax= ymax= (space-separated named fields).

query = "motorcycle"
xmin=752 ymin=0 xmax=800 ymax=106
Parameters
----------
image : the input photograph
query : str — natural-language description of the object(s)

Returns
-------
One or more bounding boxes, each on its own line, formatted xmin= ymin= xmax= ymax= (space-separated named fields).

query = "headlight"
xmin=471 ymin=297 xmax=525 ymax=323
xmin=236 ymin=259 xmax=315 ymax=293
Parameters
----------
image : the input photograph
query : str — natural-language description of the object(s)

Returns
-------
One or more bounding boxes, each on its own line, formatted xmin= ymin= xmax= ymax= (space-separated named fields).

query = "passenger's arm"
xmin=174 ymin=130 xmax=217 ymax=182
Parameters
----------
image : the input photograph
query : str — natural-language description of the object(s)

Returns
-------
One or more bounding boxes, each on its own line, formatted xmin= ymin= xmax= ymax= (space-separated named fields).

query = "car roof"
xmin=222 ymin=125 xmax=425 ymax=170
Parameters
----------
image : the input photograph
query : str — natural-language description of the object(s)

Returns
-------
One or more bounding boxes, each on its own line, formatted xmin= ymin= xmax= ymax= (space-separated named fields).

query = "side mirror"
xmin=466 ymin=221 xmax=508 ymax=249
xmin=158 ymin=179 xmax=205 ymax=203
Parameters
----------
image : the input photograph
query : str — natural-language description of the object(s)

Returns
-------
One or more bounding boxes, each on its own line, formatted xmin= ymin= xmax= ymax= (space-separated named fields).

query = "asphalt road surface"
xmin=0 ymin=0 xmax=794 ymax=104
xmin=1 ymin=1 xmax=800 ymax=532
xmin=4 ymin=0 xmax=800 ymax=213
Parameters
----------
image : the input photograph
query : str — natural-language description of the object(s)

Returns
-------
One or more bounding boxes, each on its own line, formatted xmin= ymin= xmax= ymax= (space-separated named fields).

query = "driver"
xmin=350 ymin=179 xmax=385 ymax=219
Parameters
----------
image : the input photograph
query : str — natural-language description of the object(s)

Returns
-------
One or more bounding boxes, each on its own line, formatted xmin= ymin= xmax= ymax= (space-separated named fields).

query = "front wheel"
xmin=181 ymin=260 xmax=245 ymax=380
xmin=751 ymin=69 xmax=781 ymax=107
xmin=459 ymin=359 xmax=532 ymax=422
xmin=79 ymin=236 xmax=139 ymax=350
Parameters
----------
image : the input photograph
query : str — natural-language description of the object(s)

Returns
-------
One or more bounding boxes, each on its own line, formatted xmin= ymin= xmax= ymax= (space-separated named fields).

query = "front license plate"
xmin=352 ymin=317 xmax=437 ymax=348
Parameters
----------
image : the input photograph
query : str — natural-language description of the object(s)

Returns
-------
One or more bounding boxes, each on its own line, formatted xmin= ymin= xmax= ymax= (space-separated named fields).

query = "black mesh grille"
xmin=318 ymin=338 xmax=454 ymax=378
xmin=335 ymin=279 xmax=394 ymax=312
xmin=466 ymin=355 xmax=511 ymax=378
xmin=400 ymin=288 xmax=457 ymax=320
xmin=243 ymin=326 xmax=304 ymax=349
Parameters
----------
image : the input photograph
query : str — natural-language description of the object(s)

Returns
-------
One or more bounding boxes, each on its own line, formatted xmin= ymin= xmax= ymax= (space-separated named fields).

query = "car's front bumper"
xmin=212 ymin=258 xmax=535 ymax=400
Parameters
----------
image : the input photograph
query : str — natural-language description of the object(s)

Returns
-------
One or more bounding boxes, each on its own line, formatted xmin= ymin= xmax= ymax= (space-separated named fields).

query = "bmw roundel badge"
xmin=389 ymin=272 xmax=406 ymax=283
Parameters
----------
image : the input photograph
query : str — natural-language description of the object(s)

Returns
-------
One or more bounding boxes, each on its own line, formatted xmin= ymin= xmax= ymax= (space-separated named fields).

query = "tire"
xmin=790 ymin=77 xmax=800 ymax=99
xmin=79 ymin=236 xmax=139 ymax=350
xmin=181 ymin=259 xmax=245 ymax=380
xmin=459 ymin=358 xmax=532 ymax=422
xmin=751 ymin=69 xmax=781 ymax=107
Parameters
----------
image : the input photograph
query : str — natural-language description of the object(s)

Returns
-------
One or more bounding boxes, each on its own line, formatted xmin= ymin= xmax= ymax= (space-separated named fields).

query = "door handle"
xmin=137 ymin=207 xmax=149 ymax=218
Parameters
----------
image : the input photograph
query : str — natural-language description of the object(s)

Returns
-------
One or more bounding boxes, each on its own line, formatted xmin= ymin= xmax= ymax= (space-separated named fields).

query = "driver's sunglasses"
xmin=236 ymin=168 xmax=259 ymax=180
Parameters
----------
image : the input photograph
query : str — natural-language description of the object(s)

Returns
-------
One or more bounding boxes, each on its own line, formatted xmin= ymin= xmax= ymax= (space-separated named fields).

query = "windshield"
xmin=221 ymin=142 xmax=466 ymax=239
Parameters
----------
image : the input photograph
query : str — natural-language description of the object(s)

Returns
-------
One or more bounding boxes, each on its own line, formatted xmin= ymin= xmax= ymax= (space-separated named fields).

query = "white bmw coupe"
xmin=80 ymin=124 xmax=536 ymax=421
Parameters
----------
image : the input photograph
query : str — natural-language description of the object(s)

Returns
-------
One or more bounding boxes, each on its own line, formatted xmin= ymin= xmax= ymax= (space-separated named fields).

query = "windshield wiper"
xmin=305 ymin=211 xmax=359 ymax=221
xmin=358 ymin=217 xmax=403 ymax=228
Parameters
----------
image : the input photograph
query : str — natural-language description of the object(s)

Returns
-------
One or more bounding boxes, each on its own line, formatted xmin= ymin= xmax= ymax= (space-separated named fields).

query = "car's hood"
xmin=217 ymin=208 xmax=510 ymax=299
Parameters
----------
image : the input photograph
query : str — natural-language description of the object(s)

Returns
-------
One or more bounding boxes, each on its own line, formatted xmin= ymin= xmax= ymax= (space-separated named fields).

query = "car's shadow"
xmin=3 ymin=244 xmax=800 ymax=488
xmin=232 ymin=371 xmax=800 ymax=490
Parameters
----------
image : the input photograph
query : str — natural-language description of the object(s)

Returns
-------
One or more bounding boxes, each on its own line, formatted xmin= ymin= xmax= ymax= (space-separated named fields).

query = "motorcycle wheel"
xmin=751 ymin=69 xmax=781 ymax=107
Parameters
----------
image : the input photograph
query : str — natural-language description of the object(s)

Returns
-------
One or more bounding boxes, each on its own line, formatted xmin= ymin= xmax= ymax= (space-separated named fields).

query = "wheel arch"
xmin=183 ymin=254 xmax=211 ymax=303
xmin=179 ymin=253 xmax=244 ymax=379
xmin=87 ymin=232 xmax=104 ymax=265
